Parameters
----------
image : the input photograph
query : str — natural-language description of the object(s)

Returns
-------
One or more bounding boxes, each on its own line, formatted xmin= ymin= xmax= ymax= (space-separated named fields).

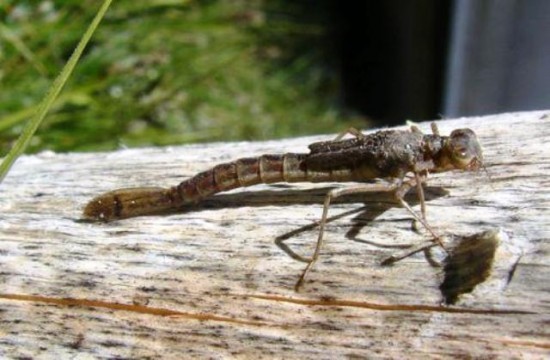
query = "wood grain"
xmin=0 ymin=111 xmax=548 ymax=358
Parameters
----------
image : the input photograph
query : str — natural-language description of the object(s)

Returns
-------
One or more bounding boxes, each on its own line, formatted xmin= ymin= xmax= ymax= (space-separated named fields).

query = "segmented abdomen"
xmin=83 ymin=153 xmax=357 ymax=221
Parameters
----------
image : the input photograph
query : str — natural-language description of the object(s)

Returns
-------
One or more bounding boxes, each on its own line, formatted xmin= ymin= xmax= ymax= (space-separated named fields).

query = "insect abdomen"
xmin=83 ymin=187 xmax=176 ymax=221
xmin=83 ymin=153 xmax=357 ymax=221
xmin=172 ymin=153 xmax=356 ymax=203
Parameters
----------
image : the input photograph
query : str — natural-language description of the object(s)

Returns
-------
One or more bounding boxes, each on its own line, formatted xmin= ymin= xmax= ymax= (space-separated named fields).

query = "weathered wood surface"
xmin=0 ymin=111 xmax=548 ymax=358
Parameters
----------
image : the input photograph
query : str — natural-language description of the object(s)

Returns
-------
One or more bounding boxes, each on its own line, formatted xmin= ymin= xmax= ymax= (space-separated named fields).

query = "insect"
xmin=84 ymin=123 xmax=483 ymax=290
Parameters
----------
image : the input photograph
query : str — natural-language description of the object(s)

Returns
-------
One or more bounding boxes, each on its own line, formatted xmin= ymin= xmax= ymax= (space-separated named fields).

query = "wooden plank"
xmin=0 ymin=110 xmax=548 ymax=358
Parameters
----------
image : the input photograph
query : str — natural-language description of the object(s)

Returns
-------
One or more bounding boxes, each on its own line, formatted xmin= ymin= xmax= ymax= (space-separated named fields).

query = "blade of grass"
xmin=0 ymin=0 xmax=113 ymax=184
xmin=0 ymin=22 xmax=48 ymax=76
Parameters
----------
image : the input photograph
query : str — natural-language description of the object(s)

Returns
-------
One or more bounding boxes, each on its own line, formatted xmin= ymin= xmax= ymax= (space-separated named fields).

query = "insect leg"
xmin=295 ymin=183 xmax=397 ymax=291
xmin=410 ymin=125 xmax=423 ymax=134
xmin=431 ymin=122 xmax=440 ymax=136
xmin=410 ymin=122 xmax=439 ymax=136
xmin=415 ymin=171 xmax=427 ymax=220
xmin=381 ymin=176 xmax=448 ymax=265
xmin=332 ymin=127 xmax=365 ymax=141
xmin=394 ymin=177 xmax=445 ymax=248
xmin=410 ymin=162 xmax=435 ymax=221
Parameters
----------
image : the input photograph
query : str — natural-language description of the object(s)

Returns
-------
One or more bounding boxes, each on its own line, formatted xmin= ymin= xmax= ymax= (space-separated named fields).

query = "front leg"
xmin=394 ymin=173 xmax=443 ymax=245
xmin=382 ymin=174 xmax=447 ymax=266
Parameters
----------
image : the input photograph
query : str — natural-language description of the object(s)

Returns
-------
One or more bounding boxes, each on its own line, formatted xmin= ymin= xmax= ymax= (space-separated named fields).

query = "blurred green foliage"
xmin=0 ymin=0 xmax=364 ymax=153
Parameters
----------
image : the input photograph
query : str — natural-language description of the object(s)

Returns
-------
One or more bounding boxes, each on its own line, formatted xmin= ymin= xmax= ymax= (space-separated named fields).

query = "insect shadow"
xmin=136 ymin=183 xmax=447 ymax=215
xmin=268 ymin=185 xmax=448 ymax=262
xmin=77 ymin=184 xmax=448 ymax=262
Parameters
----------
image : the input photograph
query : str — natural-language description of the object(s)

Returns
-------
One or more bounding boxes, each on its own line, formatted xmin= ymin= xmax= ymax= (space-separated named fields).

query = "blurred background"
xmin=0 ymin=0 xmax=548 ymax=153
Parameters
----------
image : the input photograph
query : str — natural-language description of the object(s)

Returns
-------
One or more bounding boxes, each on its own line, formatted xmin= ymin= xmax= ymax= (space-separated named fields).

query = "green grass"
xmin=0 ymin=0 xmax=113 ymax=181
xmin=0 ymin=0 xmax=365 ymax=155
